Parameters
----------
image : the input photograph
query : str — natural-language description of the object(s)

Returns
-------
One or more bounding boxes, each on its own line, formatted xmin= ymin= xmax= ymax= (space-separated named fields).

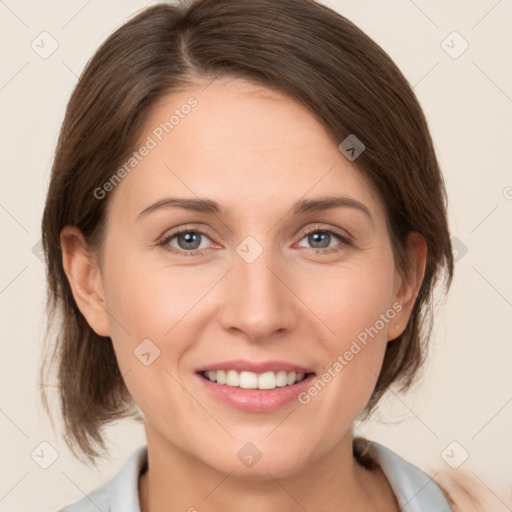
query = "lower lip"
xmin=195 ymin=372 xmax=316 ymax=412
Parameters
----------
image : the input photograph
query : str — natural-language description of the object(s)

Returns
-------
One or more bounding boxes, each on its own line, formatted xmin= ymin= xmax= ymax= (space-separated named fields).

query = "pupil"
xmin=179 ymin=232 xmax=201 ymax=250
xmin=310 ymin=232 xmax=329 ymax=249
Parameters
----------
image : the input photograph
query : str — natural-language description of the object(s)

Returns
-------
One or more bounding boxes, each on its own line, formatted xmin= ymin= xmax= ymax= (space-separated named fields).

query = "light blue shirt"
xmin=60 ymin=441 xmax=453 ymax=511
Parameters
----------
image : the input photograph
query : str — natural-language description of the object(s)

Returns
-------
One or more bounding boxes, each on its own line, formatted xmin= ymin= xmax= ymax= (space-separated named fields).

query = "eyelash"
xmin=157 ymin=225 xmax=352 ymax=257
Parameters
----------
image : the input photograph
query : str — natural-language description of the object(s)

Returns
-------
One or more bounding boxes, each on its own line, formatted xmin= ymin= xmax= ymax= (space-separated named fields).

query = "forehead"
xmin=108 ymin=77 xmax=385 ymax=224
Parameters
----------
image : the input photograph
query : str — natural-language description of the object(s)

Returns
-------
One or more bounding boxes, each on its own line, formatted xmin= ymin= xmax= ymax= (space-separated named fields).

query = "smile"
xmin=200 ymin=369 xmax=311 ymax=390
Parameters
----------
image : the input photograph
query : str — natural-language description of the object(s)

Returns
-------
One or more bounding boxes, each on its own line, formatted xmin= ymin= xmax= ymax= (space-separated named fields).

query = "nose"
xmin=218 ymin=245 xmax=299 ymax=343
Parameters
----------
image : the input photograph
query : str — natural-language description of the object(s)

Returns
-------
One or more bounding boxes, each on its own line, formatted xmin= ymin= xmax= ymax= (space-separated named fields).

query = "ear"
xmin=60 ymin=226 xmax=111 ymax=337
xmin=388 ymin=231 xmax=427 ymax=340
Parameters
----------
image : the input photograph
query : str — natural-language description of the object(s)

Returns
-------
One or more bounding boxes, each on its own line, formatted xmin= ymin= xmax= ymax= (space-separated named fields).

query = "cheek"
xmin=101 ymin=249 xmax=214 ymax=373
xmin=100 ymin=254 xmax=194 ymax=421
xmin=310 ymin=256 xmax=396 ymax=344
xmin=304 ymin=255 xmax=396 ymax=407
xmin=103 ymin=247 xmax=183 ymax=329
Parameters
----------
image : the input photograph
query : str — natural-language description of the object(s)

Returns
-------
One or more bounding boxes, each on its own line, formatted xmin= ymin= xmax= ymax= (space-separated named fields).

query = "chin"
xmin=228 ymin=455 xmax=307 ymax=481
xmin=195 ymin=441 xmax=309 ymax=480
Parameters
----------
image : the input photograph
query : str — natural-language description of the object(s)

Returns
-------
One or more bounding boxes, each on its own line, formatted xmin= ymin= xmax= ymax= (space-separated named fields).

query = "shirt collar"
xmin=367 ymin=440 xmax=453 ymax=511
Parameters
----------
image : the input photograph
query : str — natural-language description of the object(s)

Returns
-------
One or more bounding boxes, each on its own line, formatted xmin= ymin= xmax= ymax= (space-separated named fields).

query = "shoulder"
xmin=359 ymin=438 xmax=454 ymax=511
xmin=59 ymin=445 xmax=148 ymax=512
xmin=354 ymin=437 xmax=494 ymax=512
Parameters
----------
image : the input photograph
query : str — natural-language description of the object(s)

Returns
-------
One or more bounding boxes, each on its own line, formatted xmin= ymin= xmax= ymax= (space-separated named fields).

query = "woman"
xmin=40 ymin=0 xmax=481 ymax=510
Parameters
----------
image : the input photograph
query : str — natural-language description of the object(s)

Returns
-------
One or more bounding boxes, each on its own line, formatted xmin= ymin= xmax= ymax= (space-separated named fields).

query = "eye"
xmin=296 ymin=227 xmax=351 ymax=255
xmin=158 ymin=229 xmax=214 ymax=256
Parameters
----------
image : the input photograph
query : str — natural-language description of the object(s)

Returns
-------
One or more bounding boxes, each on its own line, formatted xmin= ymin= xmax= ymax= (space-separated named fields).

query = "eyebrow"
xmin=137 ymin=195 xmax=373 ymax=222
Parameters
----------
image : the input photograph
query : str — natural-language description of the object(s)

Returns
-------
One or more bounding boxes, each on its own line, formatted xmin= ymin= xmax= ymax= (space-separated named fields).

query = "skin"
xmin=61 ymin=77 xmax=426 ymax=512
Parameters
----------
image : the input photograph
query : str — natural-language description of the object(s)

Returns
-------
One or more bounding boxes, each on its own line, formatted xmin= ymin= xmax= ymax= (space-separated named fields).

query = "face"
xmin=76 ymin=77 xmax=416 ymax=478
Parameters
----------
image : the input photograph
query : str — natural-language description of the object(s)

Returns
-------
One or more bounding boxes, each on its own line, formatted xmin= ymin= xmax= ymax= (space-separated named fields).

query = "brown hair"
xmin=40 ymin=0 xmax=453 ymax=464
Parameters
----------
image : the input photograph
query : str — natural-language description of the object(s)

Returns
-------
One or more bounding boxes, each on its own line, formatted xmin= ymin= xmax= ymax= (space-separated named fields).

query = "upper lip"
xmin=196 ymin=359 xmax=315 ymax=374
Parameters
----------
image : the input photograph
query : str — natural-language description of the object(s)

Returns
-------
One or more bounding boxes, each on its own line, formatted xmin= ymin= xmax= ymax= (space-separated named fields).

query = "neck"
xmin=138 ymin=423 xmax=399 ymax=512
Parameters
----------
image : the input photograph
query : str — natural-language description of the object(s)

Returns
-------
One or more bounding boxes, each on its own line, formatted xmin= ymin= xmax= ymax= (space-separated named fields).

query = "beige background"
xmin=1 ymin=0 xmax=511 ymax=510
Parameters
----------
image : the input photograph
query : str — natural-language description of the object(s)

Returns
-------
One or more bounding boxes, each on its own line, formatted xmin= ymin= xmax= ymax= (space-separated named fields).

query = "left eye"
xmin=296 ymin=230 xmax=345 ymax=251
xmin=161 ymin=230 xmax=212 ymax=253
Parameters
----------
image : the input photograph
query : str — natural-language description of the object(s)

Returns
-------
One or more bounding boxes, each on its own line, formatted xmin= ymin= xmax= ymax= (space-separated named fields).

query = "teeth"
xmin=276 ymin=370 xmax=289 ymax=387
xmin=216 ymin=370 xmax=226 ymax=385
xmin=257 ymin=371 xmax=277 ymax=390
xmin=202 ymin=370 xmax=308 ymax=389
xmin=240 ymin=371 xmax=258 ymax=389
xmin=226 ymin=370 xmax=239 ymax=386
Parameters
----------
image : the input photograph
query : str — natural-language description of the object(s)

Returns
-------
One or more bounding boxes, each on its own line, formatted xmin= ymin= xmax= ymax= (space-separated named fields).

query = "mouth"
xmin=194 ymin=360 xmax=316 ymax=412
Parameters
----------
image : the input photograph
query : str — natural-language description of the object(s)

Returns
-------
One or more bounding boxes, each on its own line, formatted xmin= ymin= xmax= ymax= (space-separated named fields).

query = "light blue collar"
xmin=366 ymin=440 xmax=453 ymax=511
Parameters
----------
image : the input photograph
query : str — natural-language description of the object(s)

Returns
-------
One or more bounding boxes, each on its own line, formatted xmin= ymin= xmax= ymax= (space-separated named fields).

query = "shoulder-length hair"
xmin=40 ymin=0 xmax=453 ymax=464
